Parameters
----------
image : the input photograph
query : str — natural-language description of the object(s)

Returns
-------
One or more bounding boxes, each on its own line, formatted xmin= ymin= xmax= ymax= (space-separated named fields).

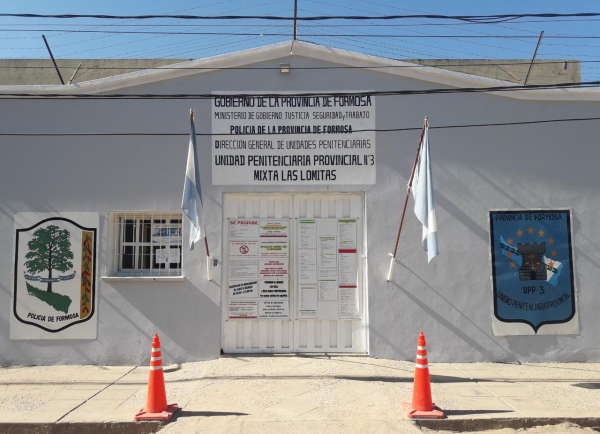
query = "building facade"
xmin=1 ymin=41 xmax=598 ymax=365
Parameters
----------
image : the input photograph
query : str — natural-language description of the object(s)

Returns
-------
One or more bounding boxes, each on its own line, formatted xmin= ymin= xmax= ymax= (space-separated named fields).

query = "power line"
xmin=76 ymin=3 xmax=289 ymax=60
xmin=298 ymin=6 xmax=485 ymax=59
xmin=1 ymin=116 xmax=599 ymax=136
xmin=3 ymin=29 xmax=600 ymax=38
xmin=2 ymin=81 xmax=600 ymax=99
xmin=296 ymin=9 xmax=449 ymax=59
xmin=56 ymin=1 xmax=288 ymax=58
xmin=1 ymin=18 xmax=600 ymax=27
xmin=347 ymin=0 xmax=535 ymax=55
xmin=2 ymin=12 xmax=600 ymax=21
xmin=300 ymin=3 xmax=519 ymax=59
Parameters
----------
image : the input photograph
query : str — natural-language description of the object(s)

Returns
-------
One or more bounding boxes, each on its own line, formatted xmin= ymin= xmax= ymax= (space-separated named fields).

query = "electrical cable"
xmin=2 ymin=12 xmax=600 ymax=21
xmin=298 ymin=6 xmax=477 ymax=59
xmin=3 ymin=18 xmax=600 ymax=30
xmin=104 ymin=6 xmax=290 ymax=60
xmin=3 ymin=29 xmax=600 ymax=37
xmin=301 ymin=6 xmax=500 ymax=60
xmin=58 ymin=0 xmax=287 ymax=58
xmin=1 ymin=116 xmax=599 ymax=136
xmin=296 ymin=10 xmax=447 ymax=59
xmin=306 ymin=0 xmax=530 ymax=56
xmin=2 ymin=81 xmax=600 ymax=99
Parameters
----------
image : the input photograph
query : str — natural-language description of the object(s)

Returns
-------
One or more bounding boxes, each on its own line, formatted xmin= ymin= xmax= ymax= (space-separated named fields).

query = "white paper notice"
xmin=299 ymin=285 xmax=318 ymax=318
xmin=299 ymin=249 xmax=317 ymax=284
xmin=229 ymin=220 xmax=260 ymax=239
xmin=259 ymin=279 xmax=289 ymax=298
xmin=338 ymin=219 xmax=357 ymax=251
xmin=299 ymin=220 xmax=317 ymax=248
xmin=318 ymin=267 xmax=337 ymax=280
xmin=318 ymin=236 xmax=337 ymax=268
xmin=229 ymin=280 xmax=259 ymax=298
xmin=259 ymin=259 xmax=288 ymax=277
xmin=338 ymin=253 xmax=358 ymax=287
xmin=155 ymin=248 xmax=180 ymax=264
xmin=229 ymin=301 xmax=258 ymax=318
xmin=260 ymin=220 xmax=289 ymax=238
xmin=227 ymin=218 xmax=291 ymax=320
xmin=259 ymin=239 xmax=289 ymax=258
xmin=339 ymin=287 xmax=359 ymax=319
xmin=229 ymin=240 xmax=259 ymax=258
xmin=259 ymin=300 xmax=289 ymax=319
xmin=318 ymin=280 xmax=337 ymax=301
xmin=229 ymin=259 xmax=259 ymax=279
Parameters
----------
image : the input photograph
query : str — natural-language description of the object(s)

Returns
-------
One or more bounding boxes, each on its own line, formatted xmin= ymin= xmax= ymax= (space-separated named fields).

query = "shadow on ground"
xmin=175 ymin=410 xmax=248 ymax=418
xmin=571 ymin=382 xmax=600 ymax=389
xmin=443 ymin=409 xmax=515 ymax=416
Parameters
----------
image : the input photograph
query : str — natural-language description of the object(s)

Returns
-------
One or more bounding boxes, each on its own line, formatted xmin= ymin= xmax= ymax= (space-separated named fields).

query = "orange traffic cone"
xmin=134 ymin=334 xmax=179 ymax=421
xmin=402 ymin=332 xmax=445 ymax=419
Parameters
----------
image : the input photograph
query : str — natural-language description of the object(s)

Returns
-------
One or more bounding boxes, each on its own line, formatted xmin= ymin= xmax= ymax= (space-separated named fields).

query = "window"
xmin=111 ymin=212 xmax=183 ymax=277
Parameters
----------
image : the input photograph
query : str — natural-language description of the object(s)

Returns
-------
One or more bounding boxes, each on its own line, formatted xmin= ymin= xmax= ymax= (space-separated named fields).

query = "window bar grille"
xmin=113 ymin=212 xmax=183 ymax=277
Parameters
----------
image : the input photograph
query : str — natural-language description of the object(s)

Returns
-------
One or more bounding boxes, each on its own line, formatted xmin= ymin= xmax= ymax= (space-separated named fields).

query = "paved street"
xmin=0 ymin=356 xmax=599 ymax=432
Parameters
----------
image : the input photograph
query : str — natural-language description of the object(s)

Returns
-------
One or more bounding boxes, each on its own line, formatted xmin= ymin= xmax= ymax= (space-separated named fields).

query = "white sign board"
xmin=155 ymin=247 xmax=181 ymax=264
xmin=212 ymin=93 xmax=376 ymax=185
xmin=229 ymin=280 xmax=259 ymax=299
xmin=229 ymin=300 xmax=258 ymax=319
xmin=299 ymin=285 xmax=318 ymax=318
xmin=259 ymin=300 xmax=289 ymax=319
xmin=11 ymin=213 xmax=99 ymax=340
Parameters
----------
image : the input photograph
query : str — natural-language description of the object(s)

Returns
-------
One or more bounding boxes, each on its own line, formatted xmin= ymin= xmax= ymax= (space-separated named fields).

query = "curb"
xmin=414 ymin=417 xmax=600 ymax=432
xmin=0 ymin=422 xmax=164 ymax=434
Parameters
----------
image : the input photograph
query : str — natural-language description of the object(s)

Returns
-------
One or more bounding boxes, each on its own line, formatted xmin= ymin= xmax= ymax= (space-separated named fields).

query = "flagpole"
xmin=387 ymin=117 xmax=428 ymax=282
xmin=190 ymin=108 xmax=213 ymax=280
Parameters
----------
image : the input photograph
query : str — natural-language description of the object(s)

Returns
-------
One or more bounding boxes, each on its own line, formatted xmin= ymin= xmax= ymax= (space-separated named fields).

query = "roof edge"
xmin=0 ymin=40 xmax=597 ymax=102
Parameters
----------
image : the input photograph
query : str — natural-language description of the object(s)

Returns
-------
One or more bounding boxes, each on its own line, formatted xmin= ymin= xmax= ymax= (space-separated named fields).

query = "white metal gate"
xmin=221 ymin=193 xmax=367 ymax=354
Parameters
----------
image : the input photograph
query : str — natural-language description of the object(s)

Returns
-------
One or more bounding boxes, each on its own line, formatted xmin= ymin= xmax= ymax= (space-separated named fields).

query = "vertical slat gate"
xmin=222 ymin=193 xmax=366 ymax=354
xmin=221 ymin=194 xmax=294 ymax=353
xmin=294 ymin=193 xmax=366 ymax=354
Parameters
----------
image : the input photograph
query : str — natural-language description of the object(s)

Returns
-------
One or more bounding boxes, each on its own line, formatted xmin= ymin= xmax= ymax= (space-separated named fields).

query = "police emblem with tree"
xmin=24 ymin=225 xmax=75 ymax=313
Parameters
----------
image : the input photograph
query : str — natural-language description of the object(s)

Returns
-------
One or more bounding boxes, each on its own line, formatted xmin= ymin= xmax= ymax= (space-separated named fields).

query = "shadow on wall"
xmin=394 ymin=261 xmax=586 ymax=362
xmin=0 ymin=281 xmax=113 ymax=366
xmin=395 ymin=261 xmax=510 ymax=357
xmin=390 ymin=280 xmax=501 ymax=361
xmin=391 ymin=261 xmax=514 ymax=362
xmin=112 ymin=279 xmax=221 ymax=361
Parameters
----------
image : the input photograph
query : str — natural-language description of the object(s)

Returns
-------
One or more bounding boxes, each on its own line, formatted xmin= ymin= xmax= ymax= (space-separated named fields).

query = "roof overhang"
xmin=0 ymin=40 xmax=597 ymax=101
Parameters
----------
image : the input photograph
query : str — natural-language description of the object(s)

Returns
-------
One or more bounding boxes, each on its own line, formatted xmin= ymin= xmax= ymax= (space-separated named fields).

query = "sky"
xmin=1 ymin=0 xmax=599 ymax=81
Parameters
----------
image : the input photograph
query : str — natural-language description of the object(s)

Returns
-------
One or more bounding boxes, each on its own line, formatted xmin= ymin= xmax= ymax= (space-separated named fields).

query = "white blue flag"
xmin=181 ymin=117 xmax=205 ymax=251
xmin=412 ymin=121 xmax=439 ymax=262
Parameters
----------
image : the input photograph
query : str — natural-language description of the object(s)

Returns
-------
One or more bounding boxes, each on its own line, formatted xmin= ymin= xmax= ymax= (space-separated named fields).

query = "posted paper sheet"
xmin=228 ymin=218 xmax=290 ymax=319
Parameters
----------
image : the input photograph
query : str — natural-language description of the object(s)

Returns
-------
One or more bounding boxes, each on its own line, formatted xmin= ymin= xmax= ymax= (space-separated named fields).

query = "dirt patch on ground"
xmin=422 ymin=422 xmax=599 ymax=434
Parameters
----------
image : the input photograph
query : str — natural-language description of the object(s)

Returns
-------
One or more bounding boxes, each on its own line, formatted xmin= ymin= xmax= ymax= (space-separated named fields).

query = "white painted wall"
xmin=1 ymin=51 xmax=599 ymax=364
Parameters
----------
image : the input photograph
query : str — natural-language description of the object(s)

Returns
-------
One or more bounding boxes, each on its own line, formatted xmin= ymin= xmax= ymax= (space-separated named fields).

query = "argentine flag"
xmin=181 ymin=114 xmax=206 ymax=251
xmin=543 ymin=256 xmax=563 ymax=287
xmin=412 ymin=121 xmax=439 ymax=263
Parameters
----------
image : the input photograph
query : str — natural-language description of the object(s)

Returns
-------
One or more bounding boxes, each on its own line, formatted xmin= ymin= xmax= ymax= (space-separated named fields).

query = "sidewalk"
xmin=0 ymin=356 xmax=599 ymax=433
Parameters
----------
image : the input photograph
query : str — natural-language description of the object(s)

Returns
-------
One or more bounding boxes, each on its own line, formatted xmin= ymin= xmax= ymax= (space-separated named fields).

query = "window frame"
xmin=109 ymin=212 xmax=184 ymax=278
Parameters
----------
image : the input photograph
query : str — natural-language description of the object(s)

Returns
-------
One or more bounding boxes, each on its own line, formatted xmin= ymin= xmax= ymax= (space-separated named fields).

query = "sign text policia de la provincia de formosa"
xmin=211 ymin=94 xmax=376 ymax=185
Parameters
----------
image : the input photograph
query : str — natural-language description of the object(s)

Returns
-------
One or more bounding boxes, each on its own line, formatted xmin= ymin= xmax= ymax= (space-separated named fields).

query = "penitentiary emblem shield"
xmin=489 ymin=209 xmax=577 ymax=336
xmin=11 ymin=213 xmax=98 ymax=339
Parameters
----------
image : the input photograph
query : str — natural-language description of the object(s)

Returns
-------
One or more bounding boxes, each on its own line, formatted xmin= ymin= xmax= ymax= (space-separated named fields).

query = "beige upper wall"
xmin=0 ymin=57 xmax=580 ymax=86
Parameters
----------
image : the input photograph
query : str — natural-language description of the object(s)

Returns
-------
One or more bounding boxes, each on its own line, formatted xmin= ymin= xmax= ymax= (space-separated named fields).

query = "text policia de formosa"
xmin=212 ymin=95 xmax=375 ymax=183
